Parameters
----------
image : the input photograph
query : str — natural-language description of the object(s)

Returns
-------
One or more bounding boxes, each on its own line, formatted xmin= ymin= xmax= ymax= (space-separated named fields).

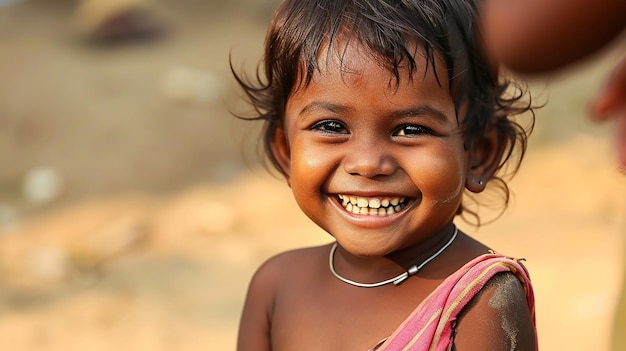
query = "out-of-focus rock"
xmin=71 ymin=0 xmax=166 ymax=43
xmin=22 ymin=167 xmax=64 ymax=205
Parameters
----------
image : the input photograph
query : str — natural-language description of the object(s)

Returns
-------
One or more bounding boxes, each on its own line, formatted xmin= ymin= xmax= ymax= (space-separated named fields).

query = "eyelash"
xmin=309 ymin=120 xmax=435 ymax=137
xmin=309 ymin=120 xmax=348 ymax=134
xmin=393 ymin=124 xmax=435 ymax=136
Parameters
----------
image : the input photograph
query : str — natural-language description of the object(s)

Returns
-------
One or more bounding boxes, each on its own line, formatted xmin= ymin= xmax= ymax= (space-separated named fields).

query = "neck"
xmin=386 ymin=223 xmax=458 ymax=270
xmin=332 ymin=223 xmax=458 ymax=285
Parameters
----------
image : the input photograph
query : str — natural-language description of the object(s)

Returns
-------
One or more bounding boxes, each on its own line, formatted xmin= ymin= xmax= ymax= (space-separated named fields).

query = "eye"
xmin=394 ymin=124 xmax=434 ymax=136
xmin=310 ymin=120 xmax=348 ymax=134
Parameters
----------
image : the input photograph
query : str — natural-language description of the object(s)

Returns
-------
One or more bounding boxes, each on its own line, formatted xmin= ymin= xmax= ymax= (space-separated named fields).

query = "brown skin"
xmin=481 ymin=0 xmax=625 ymax=75
xmin=238 ymin=236 xmax=535 ymax=351
xmin=237 ymin=42 xmax=536 ymax=350
xmin=482 ymin=1 xmax=626 ymax=349
xmin=593 ymin=57 xmax=626 ymax=167
xmin=482 ymin=0 xmax=626 ymax=167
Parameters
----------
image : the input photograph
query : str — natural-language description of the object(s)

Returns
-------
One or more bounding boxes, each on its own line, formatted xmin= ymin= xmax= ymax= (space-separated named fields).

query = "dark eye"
xmin=310 ymin=120 xmax=348 ymax=134
xmin=394 ymin=124 xmax=433 ymax=136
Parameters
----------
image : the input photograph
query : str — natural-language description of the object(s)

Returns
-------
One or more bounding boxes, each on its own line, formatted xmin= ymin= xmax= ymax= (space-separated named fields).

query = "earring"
xmin=478 ymin=179 xmax=484 ymax=186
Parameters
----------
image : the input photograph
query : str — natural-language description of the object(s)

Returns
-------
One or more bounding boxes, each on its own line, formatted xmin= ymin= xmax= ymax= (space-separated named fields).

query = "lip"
xmin=328 ymin=192 xmax=417 ymax=229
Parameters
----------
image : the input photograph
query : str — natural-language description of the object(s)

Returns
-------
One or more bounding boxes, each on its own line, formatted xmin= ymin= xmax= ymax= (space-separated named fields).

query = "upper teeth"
xmin=338 ymin=194 xmax=406 ymax=215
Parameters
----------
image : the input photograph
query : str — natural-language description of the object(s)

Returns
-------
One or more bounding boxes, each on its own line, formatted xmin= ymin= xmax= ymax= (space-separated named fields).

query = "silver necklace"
xmin=328 ymin=226 xmax=458 ymax=288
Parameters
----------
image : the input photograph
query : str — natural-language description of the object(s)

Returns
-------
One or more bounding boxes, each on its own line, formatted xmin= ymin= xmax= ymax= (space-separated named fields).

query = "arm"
xmin=482 ymin=0 xmax=626 ymax=75
xmin=237 ymin=259 xmax=280 ymax=351
xmin=453 ymin=272 xmax=536 ymax=350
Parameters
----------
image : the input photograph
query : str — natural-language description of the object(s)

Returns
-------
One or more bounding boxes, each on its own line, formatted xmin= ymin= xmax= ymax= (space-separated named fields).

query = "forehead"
xmin=292 ymin=39 xmax=451 ymax=98
xmin=285 ymin=39 xmax=458 ymax=124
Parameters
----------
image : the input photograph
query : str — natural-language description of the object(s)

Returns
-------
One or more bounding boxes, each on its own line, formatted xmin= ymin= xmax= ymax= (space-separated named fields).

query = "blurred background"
xmin=0 ymin=0 xmax=624 ymax=350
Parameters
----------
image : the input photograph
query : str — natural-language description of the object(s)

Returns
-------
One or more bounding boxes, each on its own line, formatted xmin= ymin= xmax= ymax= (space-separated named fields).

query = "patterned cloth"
xmin=372 ymin=254 xmax=536 ymax=351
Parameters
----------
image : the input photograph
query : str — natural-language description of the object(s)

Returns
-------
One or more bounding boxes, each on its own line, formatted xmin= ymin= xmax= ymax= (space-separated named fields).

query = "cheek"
xmin=288 ymin=141 xmax=336 ymax=191
xmin=287 ymin=143 xmax=338 ymax=229
xmin=291 ymin=144 xmax=323 ymax=174
xmin=436 ymin=165 xmax=466 ymax=202
xmin=411 ymin=146 xmax=468 ymax=203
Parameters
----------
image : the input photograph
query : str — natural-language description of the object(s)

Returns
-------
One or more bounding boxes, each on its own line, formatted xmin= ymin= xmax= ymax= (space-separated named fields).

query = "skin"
xmin=237 ymin=41 xmax=536 ymax=351
xmin=593 ymin=58 xmax=626 ymax=167
xmin=482 ymin=2 xmax=625 ymax=349
xmin=481 ymin=0 xmax=625 ymax=75
xmin=482 ymin=0 xmax=626 ymax=167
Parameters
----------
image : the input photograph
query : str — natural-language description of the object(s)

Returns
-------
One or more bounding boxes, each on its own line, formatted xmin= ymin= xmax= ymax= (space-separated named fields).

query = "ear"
xmin=270 ymin=127 xmax=292 ymax=185
xmin=465 ymin=123 xmax=506 ymax=193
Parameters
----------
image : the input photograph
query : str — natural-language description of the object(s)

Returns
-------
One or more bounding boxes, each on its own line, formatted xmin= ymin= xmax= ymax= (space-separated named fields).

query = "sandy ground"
xmin=0 ymin=1 xmax=624 ymax=350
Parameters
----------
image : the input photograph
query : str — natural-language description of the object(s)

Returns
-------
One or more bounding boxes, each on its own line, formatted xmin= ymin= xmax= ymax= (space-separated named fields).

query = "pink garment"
xmin=373 ymin=254 xmax=536 ymax=351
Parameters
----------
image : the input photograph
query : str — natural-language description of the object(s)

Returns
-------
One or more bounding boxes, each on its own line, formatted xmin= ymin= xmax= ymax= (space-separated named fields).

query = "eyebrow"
xmin=299 ymin=101 xmax=450 ymax=122
xmin=389 ymin=105 xmax=450 ymax=123
xmin=299 ymin=101 xmax=350 ymax=116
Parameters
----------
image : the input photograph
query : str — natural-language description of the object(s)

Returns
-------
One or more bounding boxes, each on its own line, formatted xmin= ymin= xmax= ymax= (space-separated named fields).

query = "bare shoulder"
xmin=453 ymin=271 xmax=536 ymax=351
xmin=251 ymin=245 xmax=330 ymax=285
xmin=237 ymin=245 xmax=330 ymax=351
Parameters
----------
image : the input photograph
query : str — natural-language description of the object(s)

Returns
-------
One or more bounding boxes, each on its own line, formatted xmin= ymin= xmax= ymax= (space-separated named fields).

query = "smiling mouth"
xmin=337 ymin=194 xmax=409 ymax=216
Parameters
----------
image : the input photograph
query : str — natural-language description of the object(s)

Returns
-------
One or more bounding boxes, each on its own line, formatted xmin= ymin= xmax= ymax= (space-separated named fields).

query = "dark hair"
xmin=231 ymin=0 xmax=534 ymax=223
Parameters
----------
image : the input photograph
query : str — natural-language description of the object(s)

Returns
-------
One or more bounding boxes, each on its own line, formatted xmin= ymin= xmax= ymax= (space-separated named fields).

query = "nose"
xmin=342 ymin=140 xmax=398 ymax=178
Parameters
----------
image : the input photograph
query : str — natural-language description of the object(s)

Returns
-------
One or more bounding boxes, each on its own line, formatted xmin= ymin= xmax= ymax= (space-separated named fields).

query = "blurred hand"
xmin=591 ymin=55 xmax=626 ymax=167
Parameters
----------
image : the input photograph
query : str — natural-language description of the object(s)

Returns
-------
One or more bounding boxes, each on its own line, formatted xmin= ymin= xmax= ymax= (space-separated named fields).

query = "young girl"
xmin=231 ymin=0 xmax=537 ymax=350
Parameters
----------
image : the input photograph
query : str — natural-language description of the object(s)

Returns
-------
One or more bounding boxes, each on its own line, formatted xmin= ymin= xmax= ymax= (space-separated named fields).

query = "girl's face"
xmin=274 ymin=42 xmax=487 ymax=256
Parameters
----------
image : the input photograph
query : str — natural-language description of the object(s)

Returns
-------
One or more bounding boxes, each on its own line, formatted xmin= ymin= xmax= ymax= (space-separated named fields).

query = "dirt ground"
xmin=0 ymin=1 xmax=624 ymax=350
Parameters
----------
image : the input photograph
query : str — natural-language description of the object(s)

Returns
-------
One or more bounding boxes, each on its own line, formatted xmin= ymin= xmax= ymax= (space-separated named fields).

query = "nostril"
xmin=348 ymin=170 xmax=376 ymax=178
xmin=343 ymin=152 xmax=397 ymax=178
